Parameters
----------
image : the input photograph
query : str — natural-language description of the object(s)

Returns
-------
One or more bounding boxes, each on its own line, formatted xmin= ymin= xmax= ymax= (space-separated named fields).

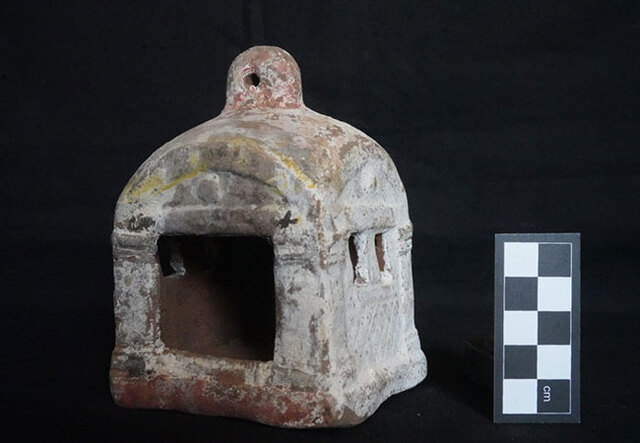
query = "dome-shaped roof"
xmin=115 ymin=47 xmax=408 ymax=231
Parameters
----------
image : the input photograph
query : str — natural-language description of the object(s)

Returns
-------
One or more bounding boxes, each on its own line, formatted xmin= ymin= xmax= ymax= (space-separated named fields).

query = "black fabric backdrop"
xmin=2 ymin=1 xmax=639 ymax=441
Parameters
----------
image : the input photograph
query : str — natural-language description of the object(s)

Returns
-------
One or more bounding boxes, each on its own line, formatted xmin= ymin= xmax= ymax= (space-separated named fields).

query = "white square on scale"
xmin=504 ymin=242 xmax=539 ymax=277
xmin=538 ymin=345 xmax=572 ymax=379
xmin=503 ymin=379 xmax=537 ymax=414
xmin=538 ymin=277 xmax=572 ymax=311
xmin=504 ymin=311 xmax=538 ymax=345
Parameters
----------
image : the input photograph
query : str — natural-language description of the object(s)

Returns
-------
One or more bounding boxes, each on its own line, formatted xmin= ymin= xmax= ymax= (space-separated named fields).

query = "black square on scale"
xmin=539 ymin=243 xmax=571 ymax=277
xmin=504 ymin=345 xmax=537 ymax=379
xmin=538 ymin=312 xmax=571 ymax=345
xmin=537 ymin=379 xmax=570 ymax=413
xmin=505 ymin=277 xmax=537 ymax=310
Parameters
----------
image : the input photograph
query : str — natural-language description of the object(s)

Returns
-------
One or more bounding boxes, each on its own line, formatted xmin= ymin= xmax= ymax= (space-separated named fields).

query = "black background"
xmin=2 ymin=1 xmax=639 ymax=441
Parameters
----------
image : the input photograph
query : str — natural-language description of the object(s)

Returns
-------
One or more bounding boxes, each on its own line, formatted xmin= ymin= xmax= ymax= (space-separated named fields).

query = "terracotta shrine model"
xmin=110 ymin=46 xmax=427 ymax=428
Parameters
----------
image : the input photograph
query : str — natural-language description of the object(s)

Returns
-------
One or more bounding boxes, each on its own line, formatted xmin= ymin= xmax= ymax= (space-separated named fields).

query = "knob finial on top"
xmin=225 ymin=46 xmax=304 ymax=111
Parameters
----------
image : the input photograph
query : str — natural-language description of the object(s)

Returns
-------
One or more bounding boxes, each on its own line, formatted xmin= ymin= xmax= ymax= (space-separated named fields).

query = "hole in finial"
xmin=244 ymin=73 xmax=260 ymax=87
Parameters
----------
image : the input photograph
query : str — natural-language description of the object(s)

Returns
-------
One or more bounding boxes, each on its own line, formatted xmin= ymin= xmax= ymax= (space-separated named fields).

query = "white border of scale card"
xmin=494 ymin=233 xmax=580 ymax=424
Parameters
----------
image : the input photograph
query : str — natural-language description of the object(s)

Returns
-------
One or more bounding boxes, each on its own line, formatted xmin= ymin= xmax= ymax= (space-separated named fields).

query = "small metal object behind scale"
xmin=494 ymin=233 xmax=580 ymax=423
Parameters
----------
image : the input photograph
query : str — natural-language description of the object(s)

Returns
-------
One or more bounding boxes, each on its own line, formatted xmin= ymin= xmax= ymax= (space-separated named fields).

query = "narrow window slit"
xmin=375 ymin=233 xmax=386 ymax=272
xmin=348 ymin=234 xmax=358 ymax=278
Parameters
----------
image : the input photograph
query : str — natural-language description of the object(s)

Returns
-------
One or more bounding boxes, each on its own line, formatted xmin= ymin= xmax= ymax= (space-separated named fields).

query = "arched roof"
xmin=115 ymin=46 xmax=409 ymax=234
xmin=116 ymin=106 xmax=406 ymax=220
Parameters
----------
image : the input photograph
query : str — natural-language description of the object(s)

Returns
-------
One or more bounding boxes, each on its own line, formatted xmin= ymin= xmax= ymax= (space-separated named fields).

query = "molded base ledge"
xmin=110 ymin=351 xmax=426 ymax=428
xmin=111 ymin=372 xmax=359 ymax=428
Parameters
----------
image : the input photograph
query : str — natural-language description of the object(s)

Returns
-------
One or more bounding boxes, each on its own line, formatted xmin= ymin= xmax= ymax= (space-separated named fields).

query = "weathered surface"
xmin=110 ymin=46 xmax=427 ymax=428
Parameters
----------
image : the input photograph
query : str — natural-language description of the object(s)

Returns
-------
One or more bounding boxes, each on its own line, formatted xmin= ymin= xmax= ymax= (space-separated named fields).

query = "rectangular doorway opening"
xmin=157 ymin=235 xmax=276 ymax=361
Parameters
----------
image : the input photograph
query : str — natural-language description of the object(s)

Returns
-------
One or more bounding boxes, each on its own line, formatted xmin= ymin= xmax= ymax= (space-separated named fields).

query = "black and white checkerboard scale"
xmin=494 ymin=234 xmax=580 ymax=423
